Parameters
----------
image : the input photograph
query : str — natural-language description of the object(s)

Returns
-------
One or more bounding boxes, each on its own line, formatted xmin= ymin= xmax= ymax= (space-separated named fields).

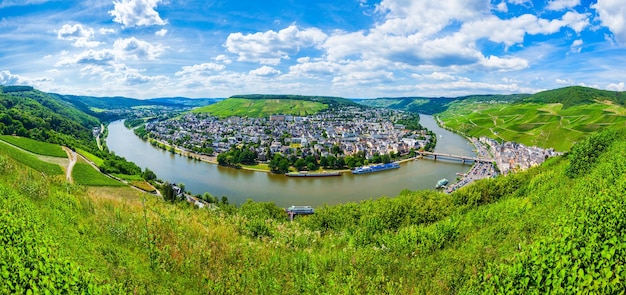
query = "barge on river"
xmin=285 ymin=171 xmax=341 ymax=177
xmin=352 ymin=162 xmax=400 ymax=174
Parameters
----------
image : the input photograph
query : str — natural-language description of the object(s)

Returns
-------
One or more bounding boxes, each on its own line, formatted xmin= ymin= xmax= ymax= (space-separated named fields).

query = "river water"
xmin=106 ymin=115 xmax=475 ymax=207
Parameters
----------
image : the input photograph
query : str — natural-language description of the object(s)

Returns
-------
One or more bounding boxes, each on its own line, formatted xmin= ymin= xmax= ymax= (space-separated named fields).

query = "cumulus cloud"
xmin=593 ymin=0 xmax=626 ymax=44
xmin=175 ymin=63 xmax=225 ymax=76
xmin=113 ymin=37 xmax=164 ymax=60
xmin=546 ymin=0 xmax=579 ymax=11
xmin=480 ymin=55 xmax=529 ymax=71
xmin=607 ymin=82 xmax=625 ymax=91
xmin=0 ymin=70 xmax=29 ymax=85
xmin=57 ymin=24 xmax=101 ymax=48
xmin=225 ymin=25 xmax=327 ymax=65
xmin=56 ymin=37 xmax=163 ymax=67
xmin=249 ymin=66 xmax=281 ymax=77
xmin=155 ymin=28 xmax=167 ymax=37
xmin=571 ymin=39 xmax=583 ymax=53
xmin=109 ymin=0 xmax=167 ymax=28
xmin=214 ymin=55 xmax=232 ymax=64
xmin=56 ymin=49 xmax=116 ymax=66
xmin=496 ymin=1 xmax=508 ymax=12
xmin=414 ymin=72 xmax=457 ymax=81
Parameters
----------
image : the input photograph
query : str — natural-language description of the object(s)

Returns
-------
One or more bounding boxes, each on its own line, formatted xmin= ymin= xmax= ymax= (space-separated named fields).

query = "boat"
xmin=285 ymin=206 xmax=314 ymax=214
xmin=352 ymin=162 xmax=400 ymax=174
xmin=436 ymin=178 xmax=449 ymax=189
xmin=285 ymin=171 xmax=341 ymax=177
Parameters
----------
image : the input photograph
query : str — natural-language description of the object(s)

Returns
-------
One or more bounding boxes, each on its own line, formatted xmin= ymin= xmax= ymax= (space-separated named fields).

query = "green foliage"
xmin=229 ymin=93 xmax=360 ymax=108
xmin=566 ymin=129 xmax=620 ymax=177
xmin=0 ymin=180 xmax=111 ymax=293
xmin=192 ymin=97 xmax=329 ymax=118
xmin=72 ymin=163 xmax=126 ymax=187
xmin=0 ymin=135 xmax=67 ymax=157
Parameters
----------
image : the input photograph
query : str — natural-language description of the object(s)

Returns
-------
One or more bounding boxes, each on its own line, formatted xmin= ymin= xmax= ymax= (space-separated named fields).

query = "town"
xmin=140 ymin=106 xmax=435 ymax=169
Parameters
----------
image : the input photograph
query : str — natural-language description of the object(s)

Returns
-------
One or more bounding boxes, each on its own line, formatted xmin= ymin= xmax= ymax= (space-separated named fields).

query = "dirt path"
xmin=63 ymin=147 xmax=78 ymax=183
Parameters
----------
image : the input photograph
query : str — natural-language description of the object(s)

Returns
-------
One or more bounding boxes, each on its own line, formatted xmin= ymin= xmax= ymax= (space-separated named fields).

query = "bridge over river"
xmin=418 ymin=151 xmax=494 ymax=163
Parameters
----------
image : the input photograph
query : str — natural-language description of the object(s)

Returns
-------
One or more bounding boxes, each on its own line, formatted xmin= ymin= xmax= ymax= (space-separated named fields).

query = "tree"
xmin=142 ymin=168 xmax=157 ymax=181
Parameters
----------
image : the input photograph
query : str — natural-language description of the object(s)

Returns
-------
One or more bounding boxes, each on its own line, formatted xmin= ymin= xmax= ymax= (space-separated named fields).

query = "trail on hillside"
xmin=63 ymin=147 xmax=77 ymax=183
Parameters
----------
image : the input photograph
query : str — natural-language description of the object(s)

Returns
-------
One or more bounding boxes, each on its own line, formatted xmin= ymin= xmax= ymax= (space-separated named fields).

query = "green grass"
xmin=0 ymin=140 xmax=64 ymax=175
xmin=0 ymin=135 xmax=67 ymax=157
xmin=439 ymin=101 xmax=626 ymax=151
xmin=192 ymin=98 xmax=328 ymax=118
xmin=72 ymin=162 xmax=126 ymax=187
xmin=76 ymin=148 xmax=104 ymax=167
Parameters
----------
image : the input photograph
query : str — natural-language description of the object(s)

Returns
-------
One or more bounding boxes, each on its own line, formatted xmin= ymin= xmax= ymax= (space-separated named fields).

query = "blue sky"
xmin=0 ymin=0 xmax=624 ymax=98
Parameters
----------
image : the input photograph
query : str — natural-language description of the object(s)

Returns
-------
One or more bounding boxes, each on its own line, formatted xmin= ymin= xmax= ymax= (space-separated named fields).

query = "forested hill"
xmin=355 ymin=94 xmax=530 ymax=114
xmin=229 ymin=94 xmax=361 ymax=108
xmin=0 ymin=86 xmax=98 ymax=147
xmin=523 ymin=86 xmax=626 ymax=108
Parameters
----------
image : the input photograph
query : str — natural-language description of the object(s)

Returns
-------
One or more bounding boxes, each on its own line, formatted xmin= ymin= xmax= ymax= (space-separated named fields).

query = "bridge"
xmin=418 ymin=151 xmax=494 ymax=163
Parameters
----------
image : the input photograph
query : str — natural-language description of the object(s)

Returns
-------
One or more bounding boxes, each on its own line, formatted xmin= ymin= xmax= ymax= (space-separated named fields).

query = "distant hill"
xmin=0 ymin=86 xmax=99 ymax=147
xmin=523 ymin=86 xmax=626 ymax=108
xmin=193 ymin=97 xmax=329 ymax=118
xmin=230 ymin=94 xmax=361 ymax=108
xmin=356 ymin=94 xmax=529 ymax=114
xmin=147 ymin=97 xmax=222 ymax=107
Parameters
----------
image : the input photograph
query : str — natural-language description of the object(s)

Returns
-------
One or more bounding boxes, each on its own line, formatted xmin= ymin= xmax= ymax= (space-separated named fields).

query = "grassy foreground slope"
xmin=438 ymin=87 xmax=626 ymax=151
xmin=192 ymin=97 xmax=329 ymax=118
xmin=2 ymin=127 xmax=626 ymax=293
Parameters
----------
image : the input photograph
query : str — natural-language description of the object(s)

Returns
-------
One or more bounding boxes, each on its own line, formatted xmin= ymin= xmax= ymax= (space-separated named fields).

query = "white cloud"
xmin=0 ymin=0 xmax=49 ymax=8
xmin=155 ymin=28 xmax=167 ymax=37
xmin=175 ymin=63 xmax=225 ymax=76
xmin=480 ymin=55 xmax=529 ymax=71
xmin=570 ymin=39 xmax=583 ymax=53
xmin=555 ymin=78 xmax=573 ymax=84
xmin=99 ymin=28 xmax=116 ymax=35
xmin=607 ymin=82 xmax=625 ymax=91
xmin=0 ymin=70 xmax=29 ymax=85
xmin=57 ymin=24 xmax=101 ymax=48
xmin=414 ymin=72 xmax=457 ymax=81
xmin=56 ymin=49 xmax=116 ymax=66
xmin=214 ymin=55 xmax=232 ymax=64
xmin=496 ymin=1 xmax=508 ymax=12
xmin=109 ymin=0 xmax=167 ymax=28
xmin=249 ymin=66 xmax=281 ymax=77
xmin=546 ymin=0 xmax=579 ymax=11
xmin=113 ymin=37 xmax=164 ymax=60
xmin=225 ymin=25 xmax=327 ymax=65
xmin=593 ymin=0 xmax=626 ymax=44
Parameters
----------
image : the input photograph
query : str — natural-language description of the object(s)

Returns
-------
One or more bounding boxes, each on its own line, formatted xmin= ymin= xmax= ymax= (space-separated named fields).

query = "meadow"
xmin=72 ymin=160 xmax=126 ymax=187
xmin=0 ymin=135 xmax=67 ymax=157
xmin=192 ymin=98 xmax=328 ymax=118
xmin=76 ymin=148 xmax=104 ymax=167
xmin=438 ymin=101 xmax=626 ymax=151
xmin=0 ymin=140 xmax=64 ymax=175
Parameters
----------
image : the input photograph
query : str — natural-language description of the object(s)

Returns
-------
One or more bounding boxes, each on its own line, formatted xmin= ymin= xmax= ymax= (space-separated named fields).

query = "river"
xmin=106 ymin=115 xmax=475 ymax=207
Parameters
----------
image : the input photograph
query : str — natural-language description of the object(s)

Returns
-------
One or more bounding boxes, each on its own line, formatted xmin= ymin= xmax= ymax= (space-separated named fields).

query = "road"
xmin=63 ymin=147 xmax=78 ymax=183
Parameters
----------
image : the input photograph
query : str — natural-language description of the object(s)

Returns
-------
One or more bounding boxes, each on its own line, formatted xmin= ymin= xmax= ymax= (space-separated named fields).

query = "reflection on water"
xmin=106 ymin=114 xmax=475 ymax=207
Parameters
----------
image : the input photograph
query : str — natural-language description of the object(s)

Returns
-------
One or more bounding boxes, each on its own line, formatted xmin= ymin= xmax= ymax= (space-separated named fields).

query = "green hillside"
xmin=357 ymin=94 xmax=529 ymax=114
xmin=524 ymin=86 xmax=626 ymax=108
xmin=2 ymin=123 xmax=626 ymax=293
xmin=192 ymin=97 xmax=329 ymax=118
xmin=438 ymin=99 xmax=626 ymax=151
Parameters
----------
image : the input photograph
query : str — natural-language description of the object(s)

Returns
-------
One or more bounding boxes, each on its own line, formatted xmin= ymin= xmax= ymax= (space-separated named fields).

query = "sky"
xmin=0 ymin=0 xmax=625 ymax=99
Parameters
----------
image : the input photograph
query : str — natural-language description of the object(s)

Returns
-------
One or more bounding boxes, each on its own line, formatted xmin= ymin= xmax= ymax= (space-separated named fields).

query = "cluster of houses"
xmin=479 ymin=136 xmax=561 ymax=175
xmin=143 ymin=106 xmax=433 ymax=160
